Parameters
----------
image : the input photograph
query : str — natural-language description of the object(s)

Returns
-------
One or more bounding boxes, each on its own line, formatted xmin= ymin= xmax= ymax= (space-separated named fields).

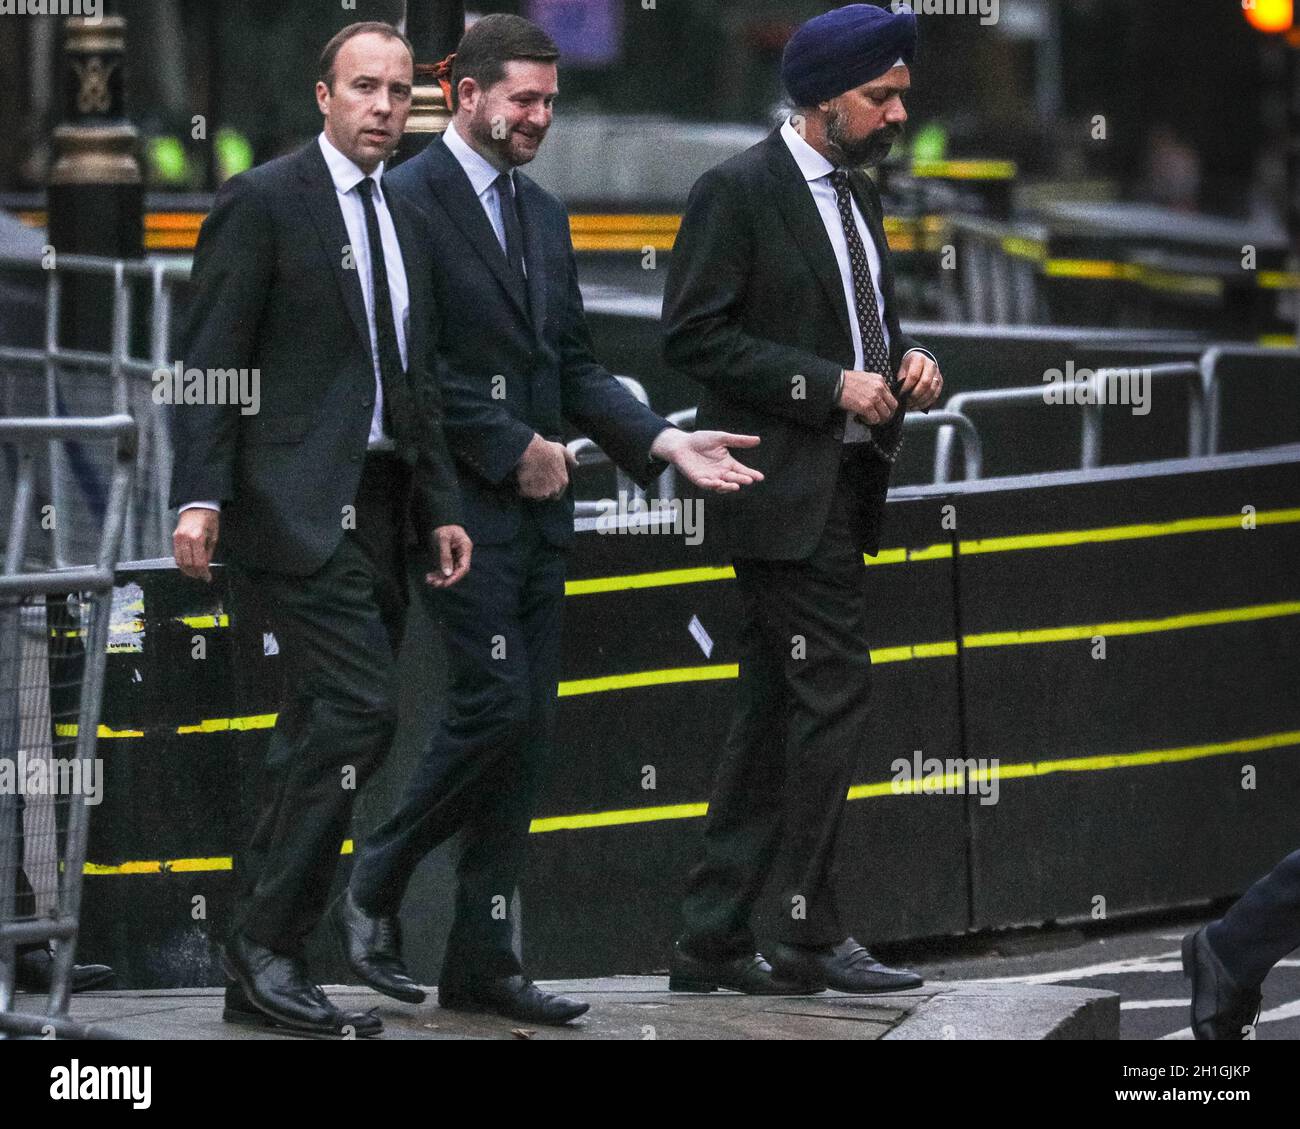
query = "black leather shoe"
xmin=769 ymin=937 xmax=924 ymax=994
xmin=439 ymin=975 xmax=589 ymax=1026
xmin=14 ymin=946 xmax=115 ymax=993
xmin=221 ymin=979 xmax=382 ymax=1037
xmin=330 ymin=889 xmax=426 ymax=1004
xmin=1182 ymin=925 xmax=1262 ymax=1041
xmin=668 ymin=941 xmax=823 ymax=994
xmin=221 ymin=932 xmax=382 ymax=1038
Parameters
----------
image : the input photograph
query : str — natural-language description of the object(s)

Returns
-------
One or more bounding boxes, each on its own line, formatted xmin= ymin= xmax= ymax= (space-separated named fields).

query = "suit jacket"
xmin=662 ymin=129 xmax=935 ymax=561
xmin=384 ymin=133 xmax=668 ymax=549
xmin=169 ymin=140 xmax=462 ymax=576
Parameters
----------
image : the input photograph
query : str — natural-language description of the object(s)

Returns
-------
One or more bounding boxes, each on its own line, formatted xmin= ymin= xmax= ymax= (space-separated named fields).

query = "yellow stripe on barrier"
xmin=565 ymin=565 xmax=735 ymax=596
xmin=80 ymin=727 xmax=1300 ymax=868
xmin=179 ymin=615 xmax=229 ymax=629
xmin=175 ymin=714 xmax=277 ymax=735
xmin=957 ymin=508 xmax=1300 ymax=556
xmin=54 ymin=723 xmax=145 ymax=739
xmin=963 ymin=600 xmax=1300 ymax=649
xmin=558 ymin=664 xmax=738 ymax=697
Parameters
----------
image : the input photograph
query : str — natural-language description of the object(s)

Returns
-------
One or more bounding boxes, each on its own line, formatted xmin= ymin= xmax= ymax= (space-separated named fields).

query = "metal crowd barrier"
xmin=0 ymin=251 xmax=190 ymax=568
xmin=0 ymin=413 xmax=135 ymax=1040
xmin=933 ymin=362 xmax=1203 ymax=484
xmin=569 ymin=375 xmax=653 ymax=519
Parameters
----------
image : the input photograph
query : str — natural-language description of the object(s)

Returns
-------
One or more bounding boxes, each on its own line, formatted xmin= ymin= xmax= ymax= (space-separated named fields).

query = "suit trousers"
xmin=228 ymin=452 xmax=410 ymax=957
xmin=1208 ymin=847 xmax=1300 ymax=988
xmin=349 ymin=506 xmax=567 ymax=984
xmin=681 ymin=443 xmax=885 ymax=956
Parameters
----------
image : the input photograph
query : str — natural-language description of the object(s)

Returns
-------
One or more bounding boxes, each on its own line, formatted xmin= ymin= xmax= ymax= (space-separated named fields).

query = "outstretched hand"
xmin=651 ymin=429 xmax=763 ymax=493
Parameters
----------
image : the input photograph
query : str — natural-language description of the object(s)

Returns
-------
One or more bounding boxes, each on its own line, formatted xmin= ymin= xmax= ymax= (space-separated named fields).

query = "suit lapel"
xmin=419 ymin=137 xmax=532 ymax=323
xmin=515 ymin=174 xmax=548 ymax=338
xmin=763 ymin=131 xmax=854 ymax=350
xmin=295 ymin=141 xmax=372 ymax=355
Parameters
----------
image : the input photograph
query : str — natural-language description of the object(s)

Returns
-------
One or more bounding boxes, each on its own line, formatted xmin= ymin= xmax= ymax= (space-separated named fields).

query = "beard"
xmin=826 ymin=110 xmax=902 ymax=168
xmin=468 ymin=108 xmax=547 ymax=168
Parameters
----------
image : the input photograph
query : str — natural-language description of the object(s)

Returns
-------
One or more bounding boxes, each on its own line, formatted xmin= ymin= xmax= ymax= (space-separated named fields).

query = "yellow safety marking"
xmin=54 ymin=723 xmax=145 ymax=739
xmin=531 ymin=802 xmax=709 ymax=833
xmin=566 ymin=565 xmax=735 ymax=596
xmin=558 ymin=664 xmax=738 ymax=697
xmin=1258 ymin=334 xmax=1297 ymax=349
xmin=912 ymin=159 xmax=1017 ymax=180
xmin=174 ymin=714 xmax=277 ymax=735
xmin=962 ymin=600 xmax=1300 ymax=649
xmin=178 ymin=615 xmax=229 ymax=629
xmin=957 ymin=508 xmax=1300 ymax=556
xmin=1002 ymin=236 xmax=1047 ymax=261
xmin=1258 ymin=271 xmax=1300 ymax=290
xmin=81 ymin=727 xmax=1300 ymax=866
xmin=1044 ymin=259 xmax=1127 ymax=280
xmin=564 ymin=508 xmax=1300 ymax=597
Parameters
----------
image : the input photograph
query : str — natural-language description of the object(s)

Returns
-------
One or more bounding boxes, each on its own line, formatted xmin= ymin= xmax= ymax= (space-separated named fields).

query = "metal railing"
xmin=933 ymin=362 xmax=1203 ymax=484
xmin=0 ymin=252 xmax=189 ymax=569
xmin=1200 ymin=344 xmax=1300 ymax=456
xmin=1 ymin=412 xmax=135 ymax=1040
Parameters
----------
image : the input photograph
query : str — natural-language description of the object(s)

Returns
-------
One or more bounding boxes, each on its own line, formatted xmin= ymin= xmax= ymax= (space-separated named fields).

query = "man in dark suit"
xmin=661 ymin=4 xmax=944 ymax=995
xmin=170 ymin=22 xmax=470 ymax=1037
xmin=1182 ymin=848 xmax=1300 ymax=1039
xmin=334 ymin=13 xmax=763 ymax=1026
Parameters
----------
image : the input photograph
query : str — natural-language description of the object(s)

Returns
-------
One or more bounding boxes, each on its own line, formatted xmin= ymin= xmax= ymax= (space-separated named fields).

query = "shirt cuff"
xmin=181 ymin=501 xmax=221 ymax=513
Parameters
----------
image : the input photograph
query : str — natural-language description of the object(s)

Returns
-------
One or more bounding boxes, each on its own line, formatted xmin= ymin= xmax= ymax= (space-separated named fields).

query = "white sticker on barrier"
xmin=688 ymin=614 xmax=714 ymax=658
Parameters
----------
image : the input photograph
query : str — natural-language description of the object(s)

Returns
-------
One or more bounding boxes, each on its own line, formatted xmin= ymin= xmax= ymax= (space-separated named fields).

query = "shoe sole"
xmin=438 ymin=994 xmax=589 ymax=1026
xmin=667 ymin=975 xmax=824 ymax=995
xmin=222 ymin=1006 xmax=382 ymax=1039
xmin=329 ymin=902 xmax=428 ymax=1005
xmin=220 ymin=952 xmax=382 ymax=1038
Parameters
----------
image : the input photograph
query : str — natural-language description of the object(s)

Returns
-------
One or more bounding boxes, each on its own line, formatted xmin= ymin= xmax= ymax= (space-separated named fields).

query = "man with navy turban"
xmin=662 ymin=3 xmax=943 ymax=995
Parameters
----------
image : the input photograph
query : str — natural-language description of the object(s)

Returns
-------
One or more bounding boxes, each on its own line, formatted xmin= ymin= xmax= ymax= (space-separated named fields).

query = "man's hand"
xmin=897 ymin=351 xmax=944 ymax=411
xmin=426 ymin=524 xmax=472 ymax=589
xmin=651 ymin=428 xmax=763 ymax=493
xmin=173 ymin=508 xmax=220 ymax=583
xmin=516 ymin=434 xmax=578 ymax=501
xmin=839 ymin=370 xmax=898 ymax=425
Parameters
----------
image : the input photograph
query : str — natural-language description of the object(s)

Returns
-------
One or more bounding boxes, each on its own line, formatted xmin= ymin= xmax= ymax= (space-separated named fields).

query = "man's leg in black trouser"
xmin=229 ymin=454 xmax=409 ymax=957
xmin=681 ymin=449 xmax=876 ymax=955
xmin=1208 ymin=847 xmax=1300 ymax=989
xmin=441 ymin=525 xmax=566 ymax=984
xmin=350 ymin=514 xmax=566 ymax=982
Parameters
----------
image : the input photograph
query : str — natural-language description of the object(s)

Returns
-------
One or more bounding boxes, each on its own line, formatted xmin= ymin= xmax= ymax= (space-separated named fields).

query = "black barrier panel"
xmin=950 ymin=456 xmax=1300 ymax=929
xmin=1214 ymin=353 xmax=1300 ymax=455
xmin=525 ymin=495 xmax=969 ymax=977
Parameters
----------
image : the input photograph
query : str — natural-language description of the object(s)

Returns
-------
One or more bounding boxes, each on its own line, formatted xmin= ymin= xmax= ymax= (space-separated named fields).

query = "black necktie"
xmin=495 ymin=171 xmax=526 ymax=279
xmin=357 ymin=176 xmax=417 ymax=463
xmin=830 ymin=168 xmax=904 ymax=464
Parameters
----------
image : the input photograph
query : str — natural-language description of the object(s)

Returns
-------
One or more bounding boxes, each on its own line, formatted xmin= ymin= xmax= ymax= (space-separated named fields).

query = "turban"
xmin=781 ymin=3 xmax=918 ymax=107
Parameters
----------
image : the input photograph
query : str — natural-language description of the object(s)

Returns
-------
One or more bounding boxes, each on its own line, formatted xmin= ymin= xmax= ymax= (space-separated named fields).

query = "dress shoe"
xmin=221 ymin=932 xmax=382 ymax=1038
xmin=668 ymin=941 xmax=823 ymax=994
xmin=221 ymin=979 xmax=382 ymax=1038
xmin=769 ymin=937 xmax=924 ymax=994
xmin=439 ymin=974 xmax=589 ymax=1026
xmin=330 ymin=889 xmax=426 ymax=1004
xmin=1182 ymin=925 xmax=1262 ymax=1041
xmin=14 ymin=945 xmax=115 ymax=993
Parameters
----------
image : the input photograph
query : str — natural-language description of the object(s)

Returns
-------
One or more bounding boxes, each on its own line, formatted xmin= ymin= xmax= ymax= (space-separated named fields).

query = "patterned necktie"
xmin=495 ymin=171 xmax=526 ymax=278
xmin=357 ymin=177 xmax=417 ymax=463
xmin=829 ymin=168 xmax=904 ymax=464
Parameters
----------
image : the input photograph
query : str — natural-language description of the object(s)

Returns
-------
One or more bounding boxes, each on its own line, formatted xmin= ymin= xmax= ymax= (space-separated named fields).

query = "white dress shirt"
xmin=182 ymin=135 xmax=411 ymax=514
xmin=779 ymin=117 xmax=929 ymax=443
xmin=442 ymin=119 xmax=524 ymax=273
